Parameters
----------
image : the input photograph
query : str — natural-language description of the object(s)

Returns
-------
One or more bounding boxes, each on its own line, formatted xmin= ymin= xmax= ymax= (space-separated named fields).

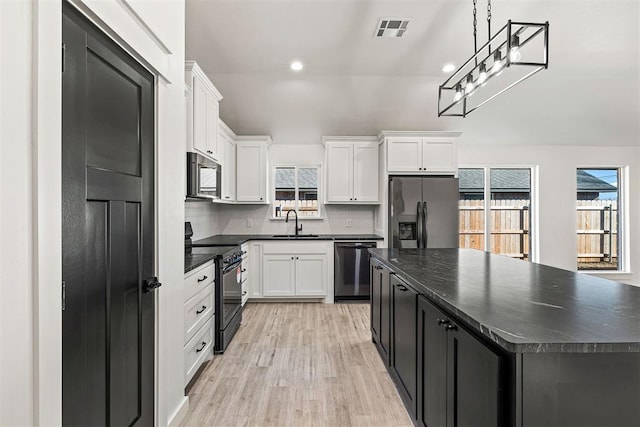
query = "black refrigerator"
xmin=388 ymin=176 xmax=459 ymax=249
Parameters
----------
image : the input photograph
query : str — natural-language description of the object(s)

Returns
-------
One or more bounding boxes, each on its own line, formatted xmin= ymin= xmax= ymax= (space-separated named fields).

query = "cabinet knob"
xmin=260 ymin=197 xmax=263 ymax=200
xmin=296 ymin=256 xmax=299 ymax=260
xmin=291 ymin=256 xmax=294 ymax=260
xmin=437 ymin=318 xmax=450 ymax=326
xmin=445 ymin=324 xmax=458 ymax=331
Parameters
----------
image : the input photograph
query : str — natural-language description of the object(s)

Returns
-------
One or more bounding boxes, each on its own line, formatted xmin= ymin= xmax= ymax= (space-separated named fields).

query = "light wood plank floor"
xmin=181 ymin=303 xmax=412 ymax=426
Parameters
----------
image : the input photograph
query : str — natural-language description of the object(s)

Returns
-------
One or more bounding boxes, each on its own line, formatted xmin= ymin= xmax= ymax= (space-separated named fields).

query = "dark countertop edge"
xmin=184 ymin=254 xmax=216 ymax=274
xmin=369 ymin=251 xmax=640 ymax=355
xmin=192 ymin=234 xmax=384 ymax=247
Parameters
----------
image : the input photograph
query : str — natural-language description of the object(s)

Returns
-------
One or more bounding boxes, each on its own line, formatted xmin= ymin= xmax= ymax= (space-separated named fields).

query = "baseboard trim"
xmin=168 ymin=396 xmax=189 ymax=427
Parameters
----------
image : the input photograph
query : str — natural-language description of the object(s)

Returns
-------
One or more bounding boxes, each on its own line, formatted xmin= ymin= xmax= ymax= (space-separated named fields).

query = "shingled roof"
xmin=458 ymin=169 xmax=616 ymax=193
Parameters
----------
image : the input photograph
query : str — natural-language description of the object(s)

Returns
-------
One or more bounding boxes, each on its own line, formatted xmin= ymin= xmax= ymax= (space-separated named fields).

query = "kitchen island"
xmin=369 ymin=248 xmax=640 ymax=427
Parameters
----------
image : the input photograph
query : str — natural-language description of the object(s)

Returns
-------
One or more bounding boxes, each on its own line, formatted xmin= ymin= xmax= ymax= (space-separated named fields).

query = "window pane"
xmin=577 ymin=168 xmax=619 ymax=270
xmin=297 ymin=167 xmax=319 ymax=217
xmin=274 ymin=167 xmax=295 ymax=217
xmin=489 ymin=168 xmax=531 ymax=261
xmin=458 ymin=168 xmax=485 ymax=251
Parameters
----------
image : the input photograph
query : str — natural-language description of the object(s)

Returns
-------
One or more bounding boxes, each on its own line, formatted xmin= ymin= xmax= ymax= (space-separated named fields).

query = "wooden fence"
xmin=576 ymin=200 xmax=618 ymax=269
xmin=459 ymin=199 xmax=530 ymax=260
xmin=459 ymin=199 xmax=618 ymax=268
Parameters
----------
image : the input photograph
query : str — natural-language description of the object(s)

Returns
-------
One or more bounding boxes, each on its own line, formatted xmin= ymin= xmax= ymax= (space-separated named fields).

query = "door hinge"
xmin=62 ymin=281 xmax=66 ymax=311
xmin=62 ymin=43 xmax=65 ymax=73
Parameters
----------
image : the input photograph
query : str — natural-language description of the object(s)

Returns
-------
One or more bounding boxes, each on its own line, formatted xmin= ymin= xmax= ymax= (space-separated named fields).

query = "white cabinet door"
xmin=387 ymin=137 xmax=422 ymax=172
xmin=236 ymin=143 xmax=266 ymax=202
xmin=262 ymin=255 xmax=295 ymax=296
xmin=326 ymin=143 xmax=353 ymax=202
xmin=421 ymin=138 xmax=457 ymax=173
xmin=295 ymin=255 xmax=327 ymax=296
xmin=191 ymin=77 xmax=208 ymax=156
xmin=221 ymin=133 xmax=236 ymax=201
xmin=248 ymin=243 xmax=262 ymax=298
xmin=205 ymin=93 xmax=220 ymax=161
xmin=353 ymin=144 xmax=379 ymax=202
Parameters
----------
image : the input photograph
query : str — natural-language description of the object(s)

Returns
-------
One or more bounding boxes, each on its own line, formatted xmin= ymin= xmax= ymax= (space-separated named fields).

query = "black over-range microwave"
xmin=186 ymin=152 xmax=221 ymax=200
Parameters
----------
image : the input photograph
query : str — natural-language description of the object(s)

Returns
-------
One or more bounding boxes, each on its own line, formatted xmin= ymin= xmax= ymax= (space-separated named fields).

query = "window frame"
xmin=271 ymin=164 xmax=323 ymax=220
xmin=576 ymin=166 xmax=628 ymax=274
xmin=458 ymin=165 xmax=539 ymax=263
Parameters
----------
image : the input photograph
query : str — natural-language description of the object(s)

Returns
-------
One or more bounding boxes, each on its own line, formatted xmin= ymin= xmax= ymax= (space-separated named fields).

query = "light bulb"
xmin=477 ymin=63 xmax=488 ymax=85
xmin=492 ymin=51 xmax=504 ymax=75
xmin=509 ymin=35 xmax=521 ymax=62
xmin=453 ymin=84 xmax=463 ymax=102
xmin=464 ymin=74 xmax=475 ymax=96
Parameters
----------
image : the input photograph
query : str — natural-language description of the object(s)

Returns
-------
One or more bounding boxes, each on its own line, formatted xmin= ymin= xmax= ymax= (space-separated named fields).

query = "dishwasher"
xmin=334 ymin=242 xmax=377 ymax=301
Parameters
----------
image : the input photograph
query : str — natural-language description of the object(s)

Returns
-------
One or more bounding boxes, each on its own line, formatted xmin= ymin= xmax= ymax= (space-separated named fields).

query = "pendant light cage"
xmin=438 ymin=20 xmax=549 ymax=117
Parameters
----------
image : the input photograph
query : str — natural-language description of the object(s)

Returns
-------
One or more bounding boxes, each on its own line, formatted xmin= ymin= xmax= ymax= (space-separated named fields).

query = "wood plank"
xmin=181 ymin=303 xmax=413 ymax=426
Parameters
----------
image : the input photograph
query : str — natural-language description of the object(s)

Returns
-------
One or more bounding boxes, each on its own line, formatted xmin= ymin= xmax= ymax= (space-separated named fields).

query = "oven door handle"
xmin=222 ymin=260 xmax=242 ymax=274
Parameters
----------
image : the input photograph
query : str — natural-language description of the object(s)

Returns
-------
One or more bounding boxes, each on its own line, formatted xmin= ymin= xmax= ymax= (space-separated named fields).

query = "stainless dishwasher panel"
xmin=334 ymin=242 xmax=377 ymax=300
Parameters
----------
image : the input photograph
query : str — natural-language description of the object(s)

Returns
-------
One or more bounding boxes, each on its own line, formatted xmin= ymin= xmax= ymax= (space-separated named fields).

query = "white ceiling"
xmin=186 ymin=0 xmax=640 ymax=146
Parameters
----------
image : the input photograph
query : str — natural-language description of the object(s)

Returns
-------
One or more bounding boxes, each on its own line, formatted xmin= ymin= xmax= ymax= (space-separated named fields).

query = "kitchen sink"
xmin=271 ymin=234 xmax=320 ymax=238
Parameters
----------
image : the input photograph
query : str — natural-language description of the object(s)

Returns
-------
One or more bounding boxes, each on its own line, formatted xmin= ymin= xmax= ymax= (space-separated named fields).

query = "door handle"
xmin=197 ymin=275 xmax=208 ymax=283
xmin=195 ymin=341 xmax=206 ymax=353
xmin=143 ymin=277 xmax=162 ymax=293
xmin=196 ymin=305 xmax=207 ymax=314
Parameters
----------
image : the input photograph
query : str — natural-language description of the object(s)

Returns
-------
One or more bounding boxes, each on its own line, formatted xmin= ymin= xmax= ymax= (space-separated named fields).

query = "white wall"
xmin=0 ymin=0 xmax=187 ymax=425
xmin=458 ymin=144 xmax=640 ymax=285
xmin=185 ymin=144 xmax=378 ymax=238
xmin=0 ymin=0 xmax=35 ymax=424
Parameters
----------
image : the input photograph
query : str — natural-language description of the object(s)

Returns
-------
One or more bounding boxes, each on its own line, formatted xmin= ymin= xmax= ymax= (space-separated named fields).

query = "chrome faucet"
xmin=285 ymin=209 xmax=302 ymax=236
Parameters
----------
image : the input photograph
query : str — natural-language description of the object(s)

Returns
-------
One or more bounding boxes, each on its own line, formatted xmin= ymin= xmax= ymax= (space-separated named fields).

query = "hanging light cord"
xmin=472 ymin=0 xmax=478 ymax=66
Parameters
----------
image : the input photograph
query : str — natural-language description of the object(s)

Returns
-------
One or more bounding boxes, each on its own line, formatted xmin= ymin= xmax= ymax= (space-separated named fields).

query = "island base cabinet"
xmin=521 ymin=352 xmax=640 ymax=426
xmin=370 ymin=258 xmax=391 ymax=364
xmin=391 ymin=275 xmax=418 ymax=417
xmin=416 ymin=295 xmax=501 ymax=427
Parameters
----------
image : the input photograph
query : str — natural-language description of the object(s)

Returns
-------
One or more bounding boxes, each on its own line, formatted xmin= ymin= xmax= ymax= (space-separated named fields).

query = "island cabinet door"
xmin=370 ymin=260 xmax=382 ymax=343
xmin=391 ymin=276 xmax=418 ymax=417
xmin=446 ymin=320 xmax=501 ymax=427
xmin=416 ymin=295 xmax=447 ymax=427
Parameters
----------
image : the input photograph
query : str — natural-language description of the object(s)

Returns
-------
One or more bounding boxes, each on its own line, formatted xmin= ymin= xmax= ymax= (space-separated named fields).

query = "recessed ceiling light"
xmin=442 ymin=63 xmax=456 ymax=73
xmin=290 ymin=61 xmax=303 ymax=71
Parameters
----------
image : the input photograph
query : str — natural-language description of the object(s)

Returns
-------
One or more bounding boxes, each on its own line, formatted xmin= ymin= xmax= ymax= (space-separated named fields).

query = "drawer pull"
xmin=195 ymin=341 xmax=206 ymax=353
xmin=395 ymin=284 xmax=409 ymax=292
xmin=196 ymin=305 xmax=207 ymax=315
xmin=242 ymin=291 xmax=247 ymax=296
xmin=241 ymin=268 xmax=247 ymax=273
xmin=197 ymin=275 xmax=208 ymax=283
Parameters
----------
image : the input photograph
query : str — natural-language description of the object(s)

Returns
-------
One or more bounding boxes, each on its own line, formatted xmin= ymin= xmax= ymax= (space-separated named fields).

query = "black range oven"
xmin=214 ymin=246 xmax=243 ymax=353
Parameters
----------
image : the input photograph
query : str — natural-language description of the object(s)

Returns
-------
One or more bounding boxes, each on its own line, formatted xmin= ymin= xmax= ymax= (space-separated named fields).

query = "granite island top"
xmin=369 ymin=248 xmax=640 ymax=354
xmin=192 ymin=233 xmax=384 ymax=247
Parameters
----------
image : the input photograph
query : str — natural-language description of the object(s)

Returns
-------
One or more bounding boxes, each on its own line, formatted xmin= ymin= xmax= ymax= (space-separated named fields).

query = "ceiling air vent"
xmin=374 ymin=18 xmax=410 ymax=38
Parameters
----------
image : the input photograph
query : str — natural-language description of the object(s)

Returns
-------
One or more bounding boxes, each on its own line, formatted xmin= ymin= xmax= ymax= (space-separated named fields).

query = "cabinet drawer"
xmin=262 ymin=242 xmax=328 ymax=255
xmin=184 ymin=321 xmax=214 ymax=386
xmin=184 ymin=285 xmax=214 ymax=344
xmin=184 ymin=261 xmax=215 ymax=302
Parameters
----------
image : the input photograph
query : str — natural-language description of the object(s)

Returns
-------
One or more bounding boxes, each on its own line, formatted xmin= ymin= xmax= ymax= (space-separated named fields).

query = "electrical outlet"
xmin=346 ymin=219 xmax=352 ymax=228
xmin=246 ymin=218 xmax=253 ymax=228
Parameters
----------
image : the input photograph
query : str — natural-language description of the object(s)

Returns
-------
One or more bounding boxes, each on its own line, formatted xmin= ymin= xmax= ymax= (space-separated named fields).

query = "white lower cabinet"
xmin=258 ymin=242 xmax=329 ymax=298
xmin=183 ymin=261 xmax=215 ymax=386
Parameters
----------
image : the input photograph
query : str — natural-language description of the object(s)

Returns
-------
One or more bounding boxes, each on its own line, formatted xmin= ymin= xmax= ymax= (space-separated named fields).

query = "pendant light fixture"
xmin=438 ymin=0 xmax=549 ymax=117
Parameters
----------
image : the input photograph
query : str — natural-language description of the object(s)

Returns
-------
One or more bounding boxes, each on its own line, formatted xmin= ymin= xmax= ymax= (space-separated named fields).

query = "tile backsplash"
xmin=185 ymin=201 xmax=376 ymax=239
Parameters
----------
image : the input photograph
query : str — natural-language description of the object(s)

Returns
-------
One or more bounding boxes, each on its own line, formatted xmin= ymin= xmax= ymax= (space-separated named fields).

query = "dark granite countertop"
xmin=192 ymin=233 xmax=384 ymax=247
xmin=369 ymin=248 xmax=640 ymax=354
xmin=184 ymin=246 xmax=235 ymax=274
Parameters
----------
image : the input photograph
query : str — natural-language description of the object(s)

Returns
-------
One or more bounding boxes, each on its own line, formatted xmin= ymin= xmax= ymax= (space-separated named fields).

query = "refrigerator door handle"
xmin=422 ymin=201 xmax=428 ymax=248
xmin=416 ymin=201 xmax=422 ymax=248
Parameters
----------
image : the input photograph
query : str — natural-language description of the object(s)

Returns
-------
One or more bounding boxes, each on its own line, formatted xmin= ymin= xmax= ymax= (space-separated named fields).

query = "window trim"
xmin=576 ymin=166 xmax=629 ymax=273
xmin=458 ymin=165 xmax=539 ymax=263
xmin=271 ymin=164 xmax=323 ymax=220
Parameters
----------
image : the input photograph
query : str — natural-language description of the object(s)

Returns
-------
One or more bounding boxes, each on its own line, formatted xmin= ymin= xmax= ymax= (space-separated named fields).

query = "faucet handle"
xmin=297 ymin=224 xmax=303 ymax=232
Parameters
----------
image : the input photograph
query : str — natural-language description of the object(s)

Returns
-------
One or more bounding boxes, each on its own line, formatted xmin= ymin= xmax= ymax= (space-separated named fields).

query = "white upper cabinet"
xmin=235 ymin=136 xmax=271 ymax=203
xmin=185 ymin=61 xmax=223 ymax=162
xmin=384 ymin=132 xmax=460 ymax=175
xmin=219 ymin=120 xmax=236 ymax=202
xmin=324 ymin=137 xmax=379 ymax=204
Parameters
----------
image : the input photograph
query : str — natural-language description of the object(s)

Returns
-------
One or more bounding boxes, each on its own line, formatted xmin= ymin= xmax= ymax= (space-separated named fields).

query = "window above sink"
xmin=272 ymin=165 xmax=322 ymax=219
